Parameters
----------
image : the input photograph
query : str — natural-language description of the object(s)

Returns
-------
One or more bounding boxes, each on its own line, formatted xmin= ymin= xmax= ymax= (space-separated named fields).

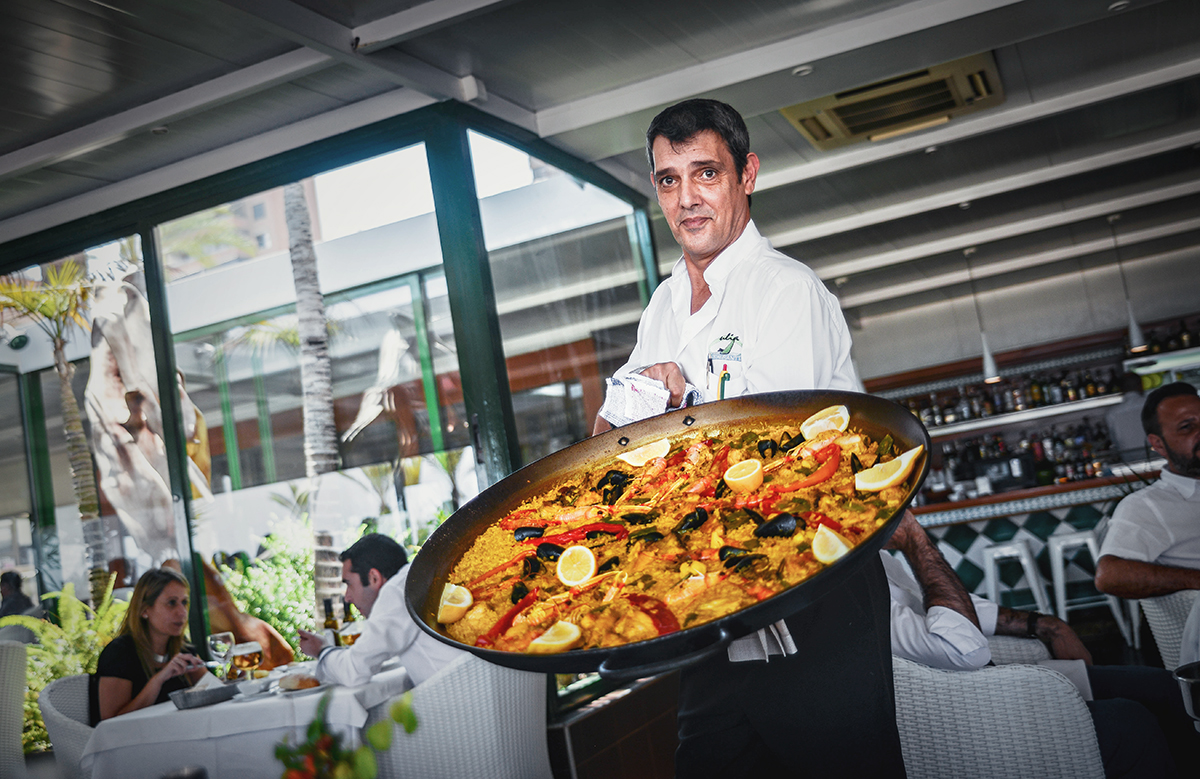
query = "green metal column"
xmin=251 ymin=354 xmax=276 ymax=483
xmin=632 ymin=207 xmax=660 ymax=299
xmin=141 ymin=226 xmax=210 ymax=650
xmin=213 ymin=343 xmax=242 ymax=490
xmin=424 ymin=116 xmax=520 ymax=484
xmin=16 ymin=369 xmax=60 ymax=594
xmin=407 ymin=274 xmax=444 ymax=453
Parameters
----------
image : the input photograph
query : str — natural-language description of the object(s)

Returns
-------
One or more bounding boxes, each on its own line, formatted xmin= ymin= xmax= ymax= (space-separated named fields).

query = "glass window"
xmin=469 ymin=131 xmax=648 ymax=464
xmin=165 ymin=143 xmax=477 ymax=638
xmin=0 ymin=370 xmax=36 ymax=596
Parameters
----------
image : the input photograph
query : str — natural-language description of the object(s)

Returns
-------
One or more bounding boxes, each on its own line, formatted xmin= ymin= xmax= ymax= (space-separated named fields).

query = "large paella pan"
xmin=407 ymin=390 xmax=929 ymax=679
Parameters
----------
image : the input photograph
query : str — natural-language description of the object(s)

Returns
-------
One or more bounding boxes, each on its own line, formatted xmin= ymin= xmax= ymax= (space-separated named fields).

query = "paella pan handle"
xmin=597 ymin=627 xmax=735 ymax=682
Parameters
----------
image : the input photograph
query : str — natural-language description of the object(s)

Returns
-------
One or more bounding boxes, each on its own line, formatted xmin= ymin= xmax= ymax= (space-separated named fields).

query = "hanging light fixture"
xmin=964 ymin=249 xmax=1001 ymax=383
xmin=1107 ymin=214 xmax=1146 ymax=353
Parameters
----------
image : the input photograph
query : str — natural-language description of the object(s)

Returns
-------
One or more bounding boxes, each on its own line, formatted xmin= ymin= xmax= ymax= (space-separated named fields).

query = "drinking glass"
xmin=207 ymin=631 xmax=235 ymax=678
xmin=230 ymin=641 xmax=264 ymax=681
xmin=339 ymin=622 xmax=363 ymax=646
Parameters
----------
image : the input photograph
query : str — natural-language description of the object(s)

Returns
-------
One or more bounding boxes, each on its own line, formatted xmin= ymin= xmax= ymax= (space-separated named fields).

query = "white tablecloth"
xmin=81 ymin=667 xmax=411 ymax=779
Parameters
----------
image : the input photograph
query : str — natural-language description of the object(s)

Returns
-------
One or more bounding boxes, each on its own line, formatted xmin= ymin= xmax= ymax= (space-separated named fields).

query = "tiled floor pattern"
xmin=927 ymin=501 xmax=1111 ymax=610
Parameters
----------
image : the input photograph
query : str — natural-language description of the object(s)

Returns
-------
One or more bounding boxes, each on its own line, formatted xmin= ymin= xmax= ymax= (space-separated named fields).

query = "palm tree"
xmin=283 ymin=182 xmax=339 ymax=478
xmin=0 ymin=259 xmax=107 ymax=603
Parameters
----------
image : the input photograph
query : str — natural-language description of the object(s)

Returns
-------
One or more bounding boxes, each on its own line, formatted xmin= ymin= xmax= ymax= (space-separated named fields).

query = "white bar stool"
xmin=1047 ymin=529 xmax=1132 ymax=645
xmin=981 ymin=539 xmax=1051 ymax=613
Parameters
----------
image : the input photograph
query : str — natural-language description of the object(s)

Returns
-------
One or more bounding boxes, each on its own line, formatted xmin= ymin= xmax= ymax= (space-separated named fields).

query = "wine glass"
xmin=207 ymin=631 xmax=235 ymax=680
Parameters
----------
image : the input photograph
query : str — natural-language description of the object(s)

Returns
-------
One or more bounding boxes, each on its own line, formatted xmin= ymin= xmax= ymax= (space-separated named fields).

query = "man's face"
xmin=0 ymin=582 xmax=11 ymax=600
xmin=341 ymin=560 xmax=383 ymax=618
xmin=1150 ymin=394 xmax=1200 ymax=477
xmin=651 ymin=130 xmax=759 ymax=270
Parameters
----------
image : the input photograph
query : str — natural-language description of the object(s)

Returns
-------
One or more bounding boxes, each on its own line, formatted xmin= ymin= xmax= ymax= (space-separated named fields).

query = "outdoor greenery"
xmin=276 ymin=688 xmax=417 ymax=779
xmin=218 ymin=528 xmax=317 ymax=659
xmin=0 ymin=577 xmax=126 ymax=753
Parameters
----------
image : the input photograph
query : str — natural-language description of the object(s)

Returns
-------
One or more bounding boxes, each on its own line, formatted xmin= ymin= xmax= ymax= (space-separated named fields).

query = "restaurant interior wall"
xmin=0 ymin=103 xmax=655 ymax=667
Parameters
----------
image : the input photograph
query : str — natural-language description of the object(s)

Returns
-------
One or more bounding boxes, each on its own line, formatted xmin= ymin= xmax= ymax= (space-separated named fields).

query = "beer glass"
xmin=339 ymin=622 xmax=363 ymax=646
xmin=230 ymin=640 xmax=263 ymax=680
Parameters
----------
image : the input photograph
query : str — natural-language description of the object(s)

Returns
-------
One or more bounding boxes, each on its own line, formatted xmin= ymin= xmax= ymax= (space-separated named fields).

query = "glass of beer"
xmin=230 ymin=641 xmax=263 ymax=680
xmin=339 ymin=622 xmax=363 ymax=646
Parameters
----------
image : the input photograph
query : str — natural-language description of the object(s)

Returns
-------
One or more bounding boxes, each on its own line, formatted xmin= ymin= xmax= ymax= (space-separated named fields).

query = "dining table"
xmin=80 ymin=664 xmax=411 ymax=779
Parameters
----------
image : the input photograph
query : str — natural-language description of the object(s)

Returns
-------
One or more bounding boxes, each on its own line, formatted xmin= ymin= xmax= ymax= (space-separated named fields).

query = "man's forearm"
xmin=1094 ymin=555 xmax=1200 ymax=599
xmin=896 ymin=527 xmax=980 ymax=630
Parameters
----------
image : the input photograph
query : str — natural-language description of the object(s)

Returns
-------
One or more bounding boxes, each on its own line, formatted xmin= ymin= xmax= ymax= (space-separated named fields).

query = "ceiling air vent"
xmin=779 ymin=52 xmax=1004 ymax=151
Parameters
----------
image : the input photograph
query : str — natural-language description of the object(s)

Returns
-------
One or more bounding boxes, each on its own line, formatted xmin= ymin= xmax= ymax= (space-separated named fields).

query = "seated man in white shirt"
xmin=1095 ymin=382 xmax=1200 ymax=599
xmin=298 ymin=533 xmax=464 ymax=688
xmin=887 ymin=510 xmax=1195 ymax=777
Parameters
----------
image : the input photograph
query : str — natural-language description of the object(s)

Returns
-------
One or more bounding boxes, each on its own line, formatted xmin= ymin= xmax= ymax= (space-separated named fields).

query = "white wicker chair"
xmin=0 ymin=640 xmax=29 ymax=779
xmin=1139 ymin=589 xmax=1200 ymax=671
xmin=892 ymin=656 xmax=1104 ymax=779
xmin=38 ymin=674 xmax=94 ymax=779
xmin=987 ymin=634 xmax=1052 ymax=665
xmin=367 ymin=653 xmax=553 ymax=779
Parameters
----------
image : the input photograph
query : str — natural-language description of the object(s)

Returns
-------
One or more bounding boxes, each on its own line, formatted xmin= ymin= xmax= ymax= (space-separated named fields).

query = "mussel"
xmin=851 ymin=453 xmax=864 ymax=474
xmin=673 ymin=507 xmax=708 ymax=533
xmin=536 ymin=542 xmax=565 ymax=561
xmin=754 ymin=512 xmax=798 ymax=538
xmin=713 ymin=479 xmax=730 ymax=499
xmin=598 ymin=556 xmax=620 ymax=573
xmin=513 ymin=526 xmax=544 ymax=542
xmin=719 ymin=546 xmax=767 ymax=571
xmin=718 ymin=545 xmax=748 ymax=563
xmin=511 ymin=582 xmax=529 ymax=604
xmin=780 ymin=431 xmax=805 ymax=452
xmin=597 ymin=470 xmax=633 ymax=504
xmin=587 ymin=528 xmax=621 ymax=540
xmin=757 ymin=438 xmax=779 ymax=459
xmin=522 ymin=556 xmax=542 ymax=577
xmin=743 ymin=508 xmax=765 ymax=526
xmin=621 ymin=511 xmax=657 ymax=525
xmin=627 ymin=528 xmax=664 ymax=547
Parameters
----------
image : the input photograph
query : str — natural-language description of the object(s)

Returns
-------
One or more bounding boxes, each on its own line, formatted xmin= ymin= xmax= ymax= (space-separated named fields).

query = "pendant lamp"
xmin=965 ymin=251 xmax=1002 ymax=383
xmin=1108 ymin=214 xmax=1146 ymax=353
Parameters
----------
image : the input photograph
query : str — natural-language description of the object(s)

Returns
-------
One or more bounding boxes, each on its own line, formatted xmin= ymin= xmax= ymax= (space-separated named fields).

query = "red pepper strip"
xmin=801 ymin=511 xmax=843 ymax=533
xmin=771 ymin=444 xmax=842 ymax=493
xmin=625 ymin=593 xmax=681 ymax=635
xmin=466 ymin=549 xmax=534 ymax=589
xmin=475 ymin=588 xmax=539 ymax=648
xmin=522 ymin=522 xmax=629 ymax=546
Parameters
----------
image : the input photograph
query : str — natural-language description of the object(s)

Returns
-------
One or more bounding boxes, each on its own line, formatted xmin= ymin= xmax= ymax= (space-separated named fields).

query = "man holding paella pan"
xmin=591 ymin=99 xmax=907 ymax=778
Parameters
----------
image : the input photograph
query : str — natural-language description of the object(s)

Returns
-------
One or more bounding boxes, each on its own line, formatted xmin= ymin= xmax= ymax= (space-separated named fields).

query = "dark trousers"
xmin=1087 ymin=664 xmax=1199 ymax=779
xmin=675 ymin=555 xmax=906 ymax=778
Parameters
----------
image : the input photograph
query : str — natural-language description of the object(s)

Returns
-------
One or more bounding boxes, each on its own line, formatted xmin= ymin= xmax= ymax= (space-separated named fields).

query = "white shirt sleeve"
xmin=1098 ymin=492 xmax=1170 ymax=563
xmin=883 ymin=551 xmax=993 ymax=670
xmin=1180 ymin=595 xmax=1200 ymax=668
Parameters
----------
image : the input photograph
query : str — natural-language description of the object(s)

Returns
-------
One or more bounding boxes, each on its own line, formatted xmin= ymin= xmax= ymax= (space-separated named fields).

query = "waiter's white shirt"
xmin=882 ymin=551 xmax=997 ymax=670
xmin=615 ymin=220 xmax=859 ymax=400
xmin=316 ymin=565 xmax=464 ymax=688
xmin=1099 ymin=468 xmax=1200 ymax=570
xmin=614 ymin=219 xmax=859 ymax=660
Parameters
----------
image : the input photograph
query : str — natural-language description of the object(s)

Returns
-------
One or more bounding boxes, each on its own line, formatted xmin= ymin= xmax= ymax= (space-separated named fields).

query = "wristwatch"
xmin=1025 ymin=611 xmax=1041 ymax=639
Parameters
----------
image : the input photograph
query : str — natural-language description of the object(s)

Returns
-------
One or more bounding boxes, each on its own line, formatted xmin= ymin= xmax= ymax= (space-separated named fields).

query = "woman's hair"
xmin=120 ymin=567 xmax=190 ymax=678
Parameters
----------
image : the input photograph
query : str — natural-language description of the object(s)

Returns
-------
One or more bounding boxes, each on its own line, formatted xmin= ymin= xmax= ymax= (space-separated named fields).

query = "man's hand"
xmin=297 ymin=628 xmax=328 ymax=659
xmin=995 ymin=609 xmax=1093 ymax=664
xmin=639 ymin=362 xmax=688 ymax=408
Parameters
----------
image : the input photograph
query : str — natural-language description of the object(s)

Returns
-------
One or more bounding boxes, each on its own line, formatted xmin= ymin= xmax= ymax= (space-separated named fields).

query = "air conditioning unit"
xmin=779 ymin=51 xmax=1004 ymax=151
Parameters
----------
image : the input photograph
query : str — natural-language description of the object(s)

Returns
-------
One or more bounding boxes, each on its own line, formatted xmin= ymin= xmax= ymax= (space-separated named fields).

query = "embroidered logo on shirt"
xmin=707 ymin=333 xmax=744 ymax=400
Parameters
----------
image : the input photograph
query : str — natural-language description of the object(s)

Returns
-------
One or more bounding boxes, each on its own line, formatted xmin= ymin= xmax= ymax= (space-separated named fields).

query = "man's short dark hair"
xmin=646 ymin=98 xmax=752 ymax=181
xmin=0 ymin=571 xmax=20 ymax=590
xmin=1141 ymin=381 xmax=1198 ymax=437
xmin=340 ymin=533 xmax=407 ymax=585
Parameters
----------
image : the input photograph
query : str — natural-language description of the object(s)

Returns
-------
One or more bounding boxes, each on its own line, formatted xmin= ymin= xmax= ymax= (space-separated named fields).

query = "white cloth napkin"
xmin=726 ymin=620 xmax=798 ymax=662
xmin=598 ymin=371 xmax=703 ymax=427
xmin=192 ymin=671 xmax=226 ymax=690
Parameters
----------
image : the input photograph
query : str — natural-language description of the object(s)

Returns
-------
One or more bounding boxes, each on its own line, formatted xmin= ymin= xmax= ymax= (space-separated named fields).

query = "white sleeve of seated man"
xmin=316 ymin=571 xmax=418 ymax=687
xmin=1099 ymin=493 xmax=1171 ymax=563
xmin=884 ymin=553 xmax=995 ymax=670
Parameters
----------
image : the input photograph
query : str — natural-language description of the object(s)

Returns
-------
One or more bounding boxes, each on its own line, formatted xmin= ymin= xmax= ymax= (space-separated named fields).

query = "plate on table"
xmin=274 ymin=682 xmax=331 ymax=697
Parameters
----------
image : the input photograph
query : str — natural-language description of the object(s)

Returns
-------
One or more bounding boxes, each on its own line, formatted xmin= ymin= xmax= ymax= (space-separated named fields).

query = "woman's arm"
xmin=97 ymin=652 xmax=203 ymax=720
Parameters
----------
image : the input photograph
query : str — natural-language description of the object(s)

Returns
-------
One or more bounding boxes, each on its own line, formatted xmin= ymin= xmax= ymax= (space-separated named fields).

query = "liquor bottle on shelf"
xmin=1048 ymin=374 xmax=1065 ymax=405
xmin=1181 ymin=320 xmax=1195 ymax=350
xmin=956 ymin=387 xmax=973 ymax=423
xmin=1028 ymin=375 xmax=1044 ymax=407
xmin=1083 ymin=371 xmax=1097 ymax=398
xmin=928 ymin=393 xmax=944 ymax=426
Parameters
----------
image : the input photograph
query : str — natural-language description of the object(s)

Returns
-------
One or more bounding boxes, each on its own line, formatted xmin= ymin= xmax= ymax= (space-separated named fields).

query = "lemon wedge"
xmin=436 ymin=583 xmax=472 ymax=624
xmin=799 ymin=404 xmax=851 ymax=440
xmin=854 ymin=444 xmax=924 ymax=492
xmin=556 ymin=545 xmax=597 ymax=587
xmin=723 ymin=458 xmax=763 ymax=493
xmin=527 ymin=621 xmax=583 ymax=654
xmin=617 ymin=437 xmax=671 ymax=467
xmin=811 ymin=524 xmax=853 ymax=564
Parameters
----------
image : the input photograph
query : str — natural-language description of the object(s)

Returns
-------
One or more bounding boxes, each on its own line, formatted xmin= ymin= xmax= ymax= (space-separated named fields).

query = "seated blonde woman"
xmin=90 ymin=568 xmax=206 ymax=724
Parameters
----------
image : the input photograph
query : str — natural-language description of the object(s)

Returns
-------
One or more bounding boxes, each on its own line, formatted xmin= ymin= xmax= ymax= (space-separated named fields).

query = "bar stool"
xmin=981 ymin=539 xmax=1051 ymax=613
xmin=1047 ymin=529 xmax=1132 ymax=645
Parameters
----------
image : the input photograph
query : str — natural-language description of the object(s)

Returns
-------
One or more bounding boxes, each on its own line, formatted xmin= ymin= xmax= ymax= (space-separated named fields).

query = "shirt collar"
xmin=667 ymin=219 xmax=764 ymax=294
xmin=1159 ymin=467 xmax=1200 ymax=499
